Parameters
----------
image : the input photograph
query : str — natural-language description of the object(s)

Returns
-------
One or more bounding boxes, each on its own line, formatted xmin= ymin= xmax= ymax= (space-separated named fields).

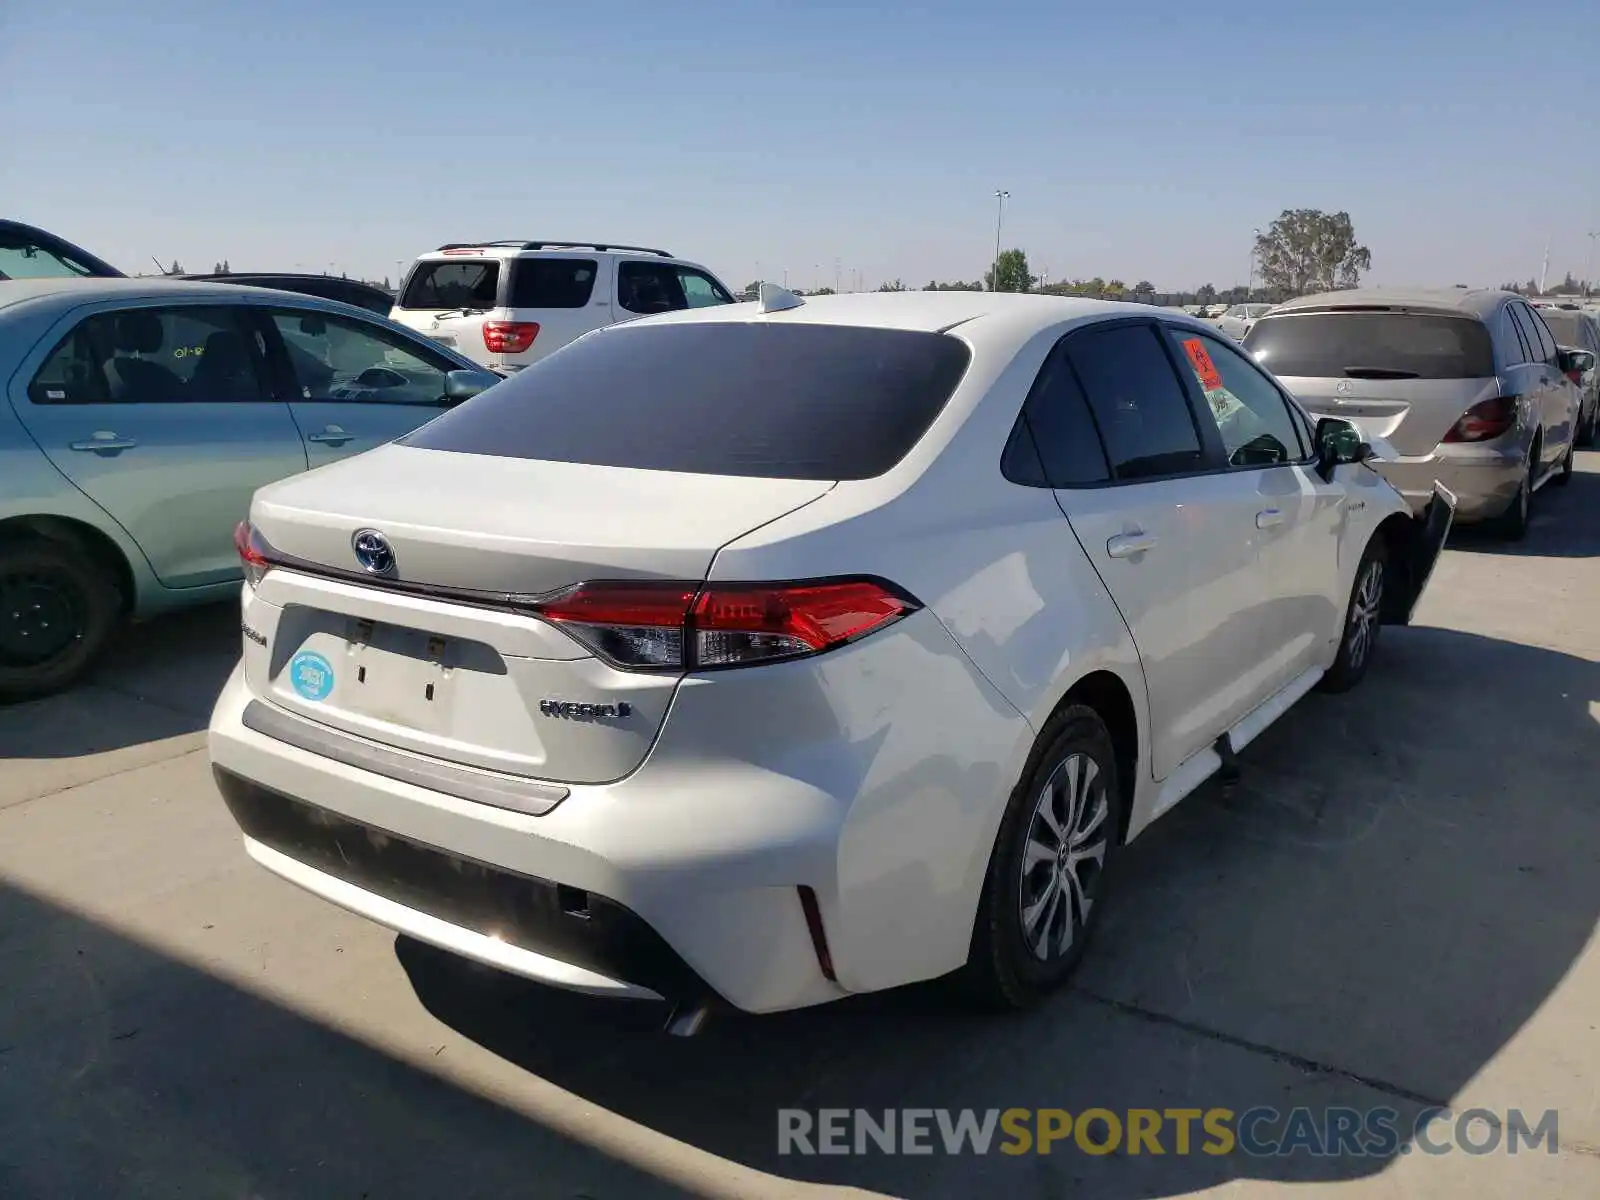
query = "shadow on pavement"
xmin=1447 ymin=452 xmax=1600 ymax=558
xmin=0 ymin=879 xmax=687 ymax=1200
xmin=399 ymin=627 xmax=1600 ymax=1199
xmin=0 ymin=603 xmax=237 ymax=759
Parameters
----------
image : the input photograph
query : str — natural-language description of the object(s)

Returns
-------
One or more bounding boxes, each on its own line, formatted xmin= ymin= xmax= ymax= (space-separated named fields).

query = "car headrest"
xmin=200 ymin=330 xmax=247 ymax=369
xmin=115 ymin=311 xmax=165 ymax=354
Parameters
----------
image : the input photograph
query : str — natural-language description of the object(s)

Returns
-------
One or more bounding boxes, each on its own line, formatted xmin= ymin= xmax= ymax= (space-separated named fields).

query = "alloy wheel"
xmin=1346 ymin=559 xmax=1384 ymax=671
xmin=1018 ymin=752 xmax=1110 ymax=962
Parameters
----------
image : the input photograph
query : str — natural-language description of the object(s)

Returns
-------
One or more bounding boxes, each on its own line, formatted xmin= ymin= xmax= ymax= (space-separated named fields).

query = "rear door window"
xmin=507 ymin=258 xmax=597 ymax=308
xmin=617 ymin=262 xmax=687 ymax=314
xmin=28 ymin=306 xmax=269 ymax=404
xmin=1003 ymin=345 xmax=1110 ymax=487
xmin=1244 ymin=312 xmax=1496 ymax=379
xmin=1065 ymin=323 xmax=1207 ymax=481
xmin=403 ymin=322 xmax=971 ymax=480
xmin=1537 ymin=310 xmax=1584 ymax=348
xmin=1504 ymin=306 xmax=1534 ymax=364
xmin=398 ymin=260 xmax=500 ymax=310
xmin=1521 ymin=305 xmax=1559 ymax=366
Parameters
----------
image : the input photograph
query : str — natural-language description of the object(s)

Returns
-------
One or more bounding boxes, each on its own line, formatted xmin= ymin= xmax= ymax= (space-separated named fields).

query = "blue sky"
xmin=4 ymin=0 xmax=1597 ymax=292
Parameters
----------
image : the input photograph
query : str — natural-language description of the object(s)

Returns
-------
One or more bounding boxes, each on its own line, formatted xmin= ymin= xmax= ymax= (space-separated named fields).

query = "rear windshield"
xmin=403 ymin=322 xmax=972 ymax=480
xmin=398 ymin=260 xmax=500 ymax=310
xmin=1244 ymin=311 xmax=1496 ymax=379
xmin=507 ymin=258 xmax=597 ymax=308
xmin=1536 ymin=310 xmax=1586 ymax=347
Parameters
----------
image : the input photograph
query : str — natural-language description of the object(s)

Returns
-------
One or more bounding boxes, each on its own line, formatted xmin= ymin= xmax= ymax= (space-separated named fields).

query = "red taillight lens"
xmin=234 ymin=520 xmax=270 ymax=587
xmin=482 ymin=321 xmax=539 ymax=354
xmin=530 ymin=579 xmax=918 ymax=670
xmin=1442 ymin=396 xmax=1517 ymax=443
xmin=1564 ymin=369 xmax=1582 ymax=386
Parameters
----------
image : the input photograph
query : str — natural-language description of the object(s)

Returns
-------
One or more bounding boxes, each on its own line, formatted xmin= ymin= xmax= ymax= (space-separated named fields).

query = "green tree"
xmin=1132 ymin=280 xmax=1155 ymax=301
xmin=1104 ymin=279 xmax=1127 ymax=301
xmin=1196 ymin=283 xmax=1217 ymax=305
xmin=742 ymin=280 xmax=762 ymax=296
xmin=984 ymin=249 xmax=1036 ymax=293
xmin=1254 ymin=209 xmax=1371 ymax=297
xmin=169 ymin=260 xmax=183 ymax=276
xmin=220 ymin=259 xmax=230 ymax=274
xmin=877 ymin=278 xmax=907 ymax=292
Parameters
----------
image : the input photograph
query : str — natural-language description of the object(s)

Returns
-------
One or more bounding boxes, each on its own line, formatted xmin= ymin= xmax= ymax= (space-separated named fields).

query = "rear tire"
xmin=962 ymin=705 xmax=1125 ymax=1010
xmin=1487 ymin=445 xmax=1535 ymax=541
xmin=1553 ymin=439 xmax=1574 ymax=486
xmin=0 ymin=540 xmax=121 ymax=703
xmin=1318 ymin=538 xmax=1386 ymax=694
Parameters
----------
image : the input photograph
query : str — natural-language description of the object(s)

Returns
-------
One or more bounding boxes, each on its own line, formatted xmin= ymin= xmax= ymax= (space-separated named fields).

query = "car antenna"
xmin=758 ymin=281 xmax=805 ymax=314
xmin=151 ymin=256 xmax=171 ymax=276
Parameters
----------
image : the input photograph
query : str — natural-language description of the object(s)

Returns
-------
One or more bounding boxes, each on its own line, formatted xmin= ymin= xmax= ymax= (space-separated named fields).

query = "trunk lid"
xmin=1280 ymin=375 xmax=1501 ymax=455
xmin=244 ymin=444 xmax=832 ymax=784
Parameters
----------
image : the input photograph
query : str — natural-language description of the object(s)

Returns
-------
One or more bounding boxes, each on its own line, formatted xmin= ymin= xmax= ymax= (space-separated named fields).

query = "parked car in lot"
xmin=1245 ymin=288 xmax=1583 ymax=538
xmin=1216 ymin=303 xmax=1275 ymax=340
xmin=210 ymin=288 xmax=1451 ymax=1022
xmin=181 ymin=272 xmax=396 ymax=316
xmin=1527 ymin=305 xmax=1600 ymax=445
xmin=388 ymin=240 xmax=736 ymax=372
xmin=0 ymin=278 xmax=499 ymax=701
xmin=1 ymin=219 xmax=123 ymax=280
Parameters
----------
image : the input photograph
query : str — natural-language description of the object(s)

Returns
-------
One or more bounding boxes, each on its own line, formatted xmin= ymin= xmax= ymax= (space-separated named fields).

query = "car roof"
xmin=1265 ymin=287 xmax=1511 ymax=319
xmin=0 ymin=276 xmax=386 ymax=318
xmin=592 ymin=289 xmax=1192 ymax=338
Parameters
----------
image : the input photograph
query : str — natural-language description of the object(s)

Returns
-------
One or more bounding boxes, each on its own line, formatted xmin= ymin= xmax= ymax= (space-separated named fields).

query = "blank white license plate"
xmin=338 ymin=623 xmax=455 ymax=733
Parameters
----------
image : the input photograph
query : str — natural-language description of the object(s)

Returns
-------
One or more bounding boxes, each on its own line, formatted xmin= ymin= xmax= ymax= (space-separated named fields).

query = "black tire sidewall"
xmin=1320 ymin=538 xmax=1386 ymax=693
xmin=967 ymin=705 xmax=1124 ymax=1008
xmin=0 ymin=542 xmax=121 ymax=703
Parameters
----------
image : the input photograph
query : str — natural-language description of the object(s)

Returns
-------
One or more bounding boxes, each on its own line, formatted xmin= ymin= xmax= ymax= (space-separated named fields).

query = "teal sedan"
xmin=0 ymin=278 xmax=501 ymax=701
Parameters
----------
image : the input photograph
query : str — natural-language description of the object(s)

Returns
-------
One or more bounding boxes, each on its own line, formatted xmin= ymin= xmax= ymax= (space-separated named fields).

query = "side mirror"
xmin=1315 ymin=417 xmax=1368 ymax=479
xmin=1560 ymin=348 xmax=1595 ymax=375
xmin=442 ymin=369 xmax=498 ymax=406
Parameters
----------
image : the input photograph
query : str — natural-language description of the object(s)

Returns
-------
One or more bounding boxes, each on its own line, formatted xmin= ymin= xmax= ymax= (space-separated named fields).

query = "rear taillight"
xmin=530 ymin=578 xmax=919 ymax=671
xmin=1564 ymin=369 xmax=1582 ymax=386
xmin=234 ymin=520 xmax=270 ymax=588
xmin=1442 ymin=396 xmax=1517 ymax=443
xmin=483 ymin=321 xmax=539 ymax=354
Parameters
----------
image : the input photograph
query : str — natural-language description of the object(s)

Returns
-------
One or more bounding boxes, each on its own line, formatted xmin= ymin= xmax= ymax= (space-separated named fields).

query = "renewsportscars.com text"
xmin=777 ymin=1106 xmax=1560 ymax=1157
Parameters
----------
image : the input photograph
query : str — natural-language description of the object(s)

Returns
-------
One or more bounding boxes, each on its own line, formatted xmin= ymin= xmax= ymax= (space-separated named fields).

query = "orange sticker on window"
xmin=1182 ymin=338 xmax=1224 ymax=392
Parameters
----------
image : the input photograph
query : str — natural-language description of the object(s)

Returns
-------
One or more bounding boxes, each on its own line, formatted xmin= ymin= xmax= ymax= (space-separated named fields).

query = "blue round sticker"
xmin=288 ymin=651 xmax=335 ymax=702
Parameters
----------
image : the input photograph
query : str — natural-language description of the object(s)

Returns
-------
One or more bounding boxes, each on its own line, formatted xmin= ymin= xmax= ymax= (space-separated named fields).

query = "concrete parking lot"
xmin=2 ymin=458 xmax=1597 ymax=1200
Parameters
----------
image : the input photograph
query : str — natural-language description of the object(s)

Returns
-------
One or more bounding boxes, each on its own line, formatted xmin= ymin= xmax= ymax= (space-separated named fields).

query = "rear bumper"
xmin=206 ymin=608 xmax=1028 ymax=1013
xmin=1369 ymin=446 xmax=1524 ymax=523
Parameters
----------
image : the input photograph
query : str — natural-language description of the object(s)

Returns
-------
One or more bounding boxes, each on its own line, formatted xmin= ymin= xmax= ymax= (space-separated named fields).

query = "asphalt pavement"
xmin=2 ymin=456 xmax=1598 ymax=1199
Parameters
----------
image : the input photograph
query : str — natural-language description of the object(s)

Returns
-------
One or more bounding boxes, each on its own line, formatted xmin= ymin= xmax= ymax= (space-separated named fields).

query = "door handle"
xmin=1256 ymin=508 xmax=1285 ymax=529
xmin=307 ymin=425 xmax=354 ymax=445
xmin=69 ymin=432 xmax=138 ymax=453
xmin=1106 ymin=531 xmax=1158 ymax=559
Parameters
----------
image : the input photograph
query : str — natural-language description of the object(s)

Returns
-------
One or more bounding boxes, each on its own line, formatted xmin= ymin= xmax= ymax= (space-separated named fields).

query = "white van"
xmin=390 ymin=241 xmax=735 ymax=372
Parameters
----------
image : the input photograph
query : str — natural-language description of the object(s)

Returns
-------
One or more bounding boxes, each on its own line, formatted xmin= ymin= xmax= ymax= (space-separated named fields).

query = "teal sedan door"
xmin=13 ymin=303 xmax=308 ymax=588
xmin=256 ymin=307 xmax=462 ymax=466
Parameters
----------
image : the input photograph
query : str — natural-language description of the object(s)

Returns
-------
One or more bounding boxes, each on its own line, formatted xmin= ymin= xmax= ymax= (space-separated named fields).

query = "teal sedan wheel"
xmin=0 ymin=541 xmax=121 ymax=702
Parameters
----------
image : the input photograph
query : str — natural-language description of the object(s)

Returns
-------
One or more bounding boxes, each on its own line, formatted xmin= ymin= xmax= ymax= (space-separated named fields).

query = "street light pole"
xmin=993 ymin=190 xmax=1009 ymax=292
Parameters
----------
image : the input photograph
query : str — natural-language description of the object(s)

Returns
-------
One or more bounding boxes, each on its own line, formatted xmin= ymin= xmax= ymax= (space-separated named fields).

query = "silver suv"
xmin=1244 ymin=288 xmax=1584 ymax=538
xmin=389 ymin=241 xmax=735 ymax=373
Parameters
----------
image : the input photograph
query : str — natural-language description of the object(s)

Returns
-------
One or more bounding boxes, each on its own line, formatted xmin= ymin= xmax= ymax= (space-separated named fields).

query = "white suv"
xmin=389 ymin=240 xmax=735 ymax=372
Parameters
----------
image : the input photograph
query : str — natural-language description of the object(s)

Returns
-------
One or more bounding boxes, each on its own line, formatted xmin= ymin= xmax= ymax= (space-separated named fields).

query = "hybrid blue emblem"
xmin=351 ymin=528 xmax=395 ymax=575
xmin=288 ymin=651 xmax=335 ymax=702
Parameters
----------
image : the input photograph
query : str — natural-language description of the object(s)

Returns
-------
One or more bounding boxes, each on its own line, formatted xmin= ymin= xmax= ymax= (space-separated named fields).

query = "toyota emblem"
xmin=351 ymin=529 xmax=396 ymax=575
xmin=1336 ymin=380 xmax=1353 ymax=394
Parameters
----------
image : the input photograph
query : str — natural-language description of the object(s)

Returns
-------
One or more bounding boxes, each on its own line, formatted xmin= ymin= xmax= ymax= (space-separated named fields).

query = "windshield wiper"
xmin=430 ymin=306 xmax=490 ymax=319
xmin=1341 ymin=366 xmax=1420 ymax=380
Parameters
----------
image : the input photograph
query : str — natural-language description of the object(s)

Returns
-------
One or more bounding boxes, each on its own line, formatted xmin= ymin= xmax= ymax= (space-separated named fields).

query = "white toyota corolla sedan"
xmin=208 ymin=287 xmax=1453 ymax=1024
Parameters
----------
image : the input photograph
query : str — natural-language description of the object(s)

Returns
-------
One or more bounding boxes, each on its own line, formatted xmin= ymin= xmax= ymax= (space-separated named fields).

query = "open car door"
xmin=1383 ymin=481 xmax=1456 ymax=627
